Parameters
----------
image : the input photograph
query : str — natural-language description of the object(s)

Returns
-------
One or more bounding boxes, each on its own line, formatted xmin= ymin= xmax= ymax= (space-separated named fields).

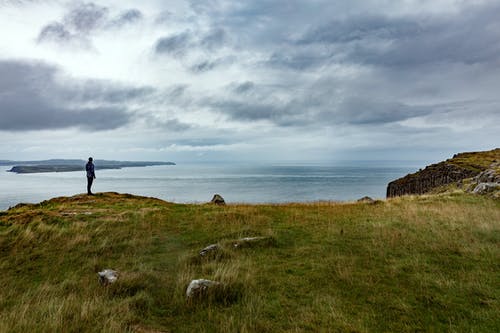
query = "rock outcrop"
xmin=210 ymin=194 xmax=226 ymax=205
xmin=387 ymin=148 xmax=500 ymax=198
xmin=357 ymin=196 xmax=376 ymax=204
xmin=387 ymin=163 xmax=477 ymax=197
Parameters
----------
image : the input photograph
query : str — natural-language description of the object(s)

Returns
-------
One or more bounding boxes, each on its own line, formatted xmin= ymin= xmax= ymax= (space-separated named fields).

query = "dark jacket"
xmin=86 ymin=162 xmax=95 ymax=178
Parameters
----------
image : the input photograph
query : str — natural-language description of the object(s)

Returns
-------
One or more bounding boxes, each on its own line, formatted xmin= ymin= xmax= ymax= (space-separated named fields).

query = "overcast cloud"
xmin=0 ymin=0 xmax=498 ymax=163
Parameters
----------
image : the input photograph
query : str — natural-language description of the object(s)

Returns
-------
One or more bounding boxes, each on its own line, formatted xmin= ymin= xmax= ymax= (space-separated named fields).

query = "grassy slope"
xmin=0 ymin=192 xmax=499 ymax=333
xmin=447 ymin=148 xmax=500 ymax=172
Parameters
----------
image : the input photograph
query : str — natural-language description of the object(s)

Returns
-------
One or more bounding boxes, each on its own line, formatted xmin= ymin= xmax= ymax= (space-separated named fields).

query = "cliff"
xmin=387 ymin=148 xmax=500 ymax=197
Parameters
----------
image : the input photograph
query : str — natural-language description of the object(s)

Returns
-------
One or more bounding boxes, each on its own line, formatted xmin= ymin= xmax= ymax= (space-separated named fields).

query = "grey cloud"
xmin=37 ymin=22 xmax=72 ymax=43
xmin=63 ymin=2 xmax=108 ymax=33
xmin=296 ymin=3 xmax=500 ymax=67
xmin=161 ymin=119 xmax=192 ymax=132
xmin=0 ymin=60 xmax=139 ymax=131
xmin=200 ymin=28 xmax=227 ymax=49
xmin=109 ymin=9 xmax=143 ymax=27
xmin=331 ymin=98 xmax=431 ymax=125
xmin=298 ymin=15 xmax=421 ymax=44
xmin=62 ymin=81 xmax=154 ymax=104
xmin=209 ymin=82 xmax=432 ymax=128
xmin=212 ymin=100 xmax=278 ymax=121
xmin=37 ymin=3 xmax=143 ymax=47
xmin=190 ymin=57 xmax=233 ymax=73
xmin=210 ymin=98 xmax=309 ymax=127
xmin=155 ymin=32 xmax=191 ymax=55
xmin=190 ymin=60 xmax=218 ymax=73
xmin=154 ymin=11 xmax=174 ymax=24
xmin=233 ymin=81 xmax=254 ymax=94
xmin=154 ymin=28 xmax=230 ymax=59
xmin=267 ymin=52 xmax=330 ymax=70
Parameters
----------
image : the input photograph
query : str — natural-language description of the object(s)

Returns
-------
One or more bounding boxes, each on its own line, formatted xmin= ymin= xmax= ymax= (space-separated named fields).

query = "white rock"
xmin=98 ymin=269 xmax=118 ymax=285
xmin=473 ymin=182 xmax=500 ymax=194
xmin=199 ymin=244 xmax=220 ymax=256
xmin=186 ymin=279 xmax=220 ymax=298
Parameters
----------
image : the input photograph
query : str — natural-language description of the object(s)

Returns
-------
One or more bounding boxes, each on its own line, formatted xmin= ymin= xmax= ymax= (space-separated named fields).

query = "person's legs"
xmin=87 ymin=177 xmax=94 ymax=195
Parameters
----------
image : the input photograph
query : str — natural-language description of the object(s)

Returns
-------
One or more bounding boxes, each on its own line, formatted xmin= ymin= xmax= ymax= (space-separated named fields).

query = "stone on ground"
xmin=210 ymin=194 xmax=226 ymax=205
xmin=186 ymin=279 xmax=221 ymax=299
xmin=98 ymin=269 xmax=118 ymax=285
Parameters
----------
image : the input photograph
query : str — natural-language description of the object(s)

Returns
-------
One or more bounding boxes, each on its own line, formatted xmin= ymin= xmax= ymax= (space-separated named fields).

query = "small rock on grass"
xmin=186 ymin=279 xmax=221 ymax=299
xmin=98 ymin=269 xmax=118 ymax=285
xmin=199 ymin=244 xmax=220 ymax=256
xmin=210 ymin=194 xmax=226 ymax=205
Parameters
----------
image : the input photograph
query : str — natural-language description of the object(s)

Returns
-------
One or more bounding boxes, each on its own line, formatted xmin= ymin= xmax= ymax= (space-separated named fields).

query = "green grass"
xmin=447 ymin=148 xmax=500 ymax=172
xmin=0 ymin=192 xmax=499 ymax=332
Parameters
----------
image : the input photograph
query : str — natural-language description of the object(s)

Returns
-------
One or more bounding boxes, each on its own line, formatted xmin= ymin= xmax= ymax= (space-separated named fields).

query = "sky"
xmin=0 ymin=0 xmax=499 ymax=164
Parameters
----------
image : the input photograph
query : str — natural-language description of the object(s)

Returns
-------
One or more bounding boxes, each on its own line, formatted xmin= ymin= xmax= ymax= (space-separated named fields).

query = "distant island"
xmin=2 ymin=159 xmax=175 ymax=174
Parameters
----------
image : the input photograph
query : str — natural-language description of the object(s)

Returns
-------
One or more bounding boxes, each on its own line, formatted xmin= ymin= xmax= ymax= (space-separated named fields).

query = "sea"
xmin=0 ymin=162 xmax=421 ymax=210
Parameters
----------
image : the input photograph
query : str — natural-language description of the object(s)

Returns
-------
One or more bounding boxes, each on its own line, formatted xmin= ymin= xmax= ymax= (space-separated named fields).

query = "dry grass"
xmin=0 ymin=191 xmax=499 ymax=332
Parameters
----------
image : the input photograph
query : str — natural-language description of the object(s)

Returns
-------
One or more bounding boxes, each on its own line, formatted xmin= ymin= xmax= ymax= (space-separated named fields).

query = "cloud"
xmin=154 ymin=28 xmax=229 ymax=59
xmin=63 ymin=2 xmax=108 ymax=33
xmin=200 ymin=28 xmax=227 ymax=49
xmin=109 ymin=9 xmax=143 ymax=27
xmin=233 ymin=81 xmax=255 ymax=94
xmin=161 ymin=119 xmax=192 ymax=131
xmin=295 ymin=3 xmax=500 ymax=67
xmin=0 ymin=60 xmax=146 ymax=131
xmin=331 ymin=97 xmax=431 ymax=125
xmin=37 ymin=2 xmax=143 ymax=48
xmin=154 ymin=31 xmax=191 ymax=55
xmin=298 ymin=15 xmax=421 ymax=44
xmin=61 ymin=81 xmax=154 ymax=104
xmin=37 ymin=22 xmax=72 ymax=43
xmin=2 ymin=0 xmax=500 ymax=161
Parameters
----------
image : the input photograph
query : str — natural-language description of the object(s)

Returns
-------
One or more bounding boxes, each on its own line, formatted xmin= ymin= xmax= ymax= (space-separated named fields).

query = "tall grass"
xmin=0 ymin=192 xmax=499 ymax=332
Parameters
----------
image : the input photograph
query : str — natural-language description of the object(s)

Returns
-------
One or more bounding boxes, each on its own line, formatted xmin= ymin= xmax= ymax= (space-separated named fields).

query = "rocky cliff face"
xmin=387 ymin=148 xmax=500 ymax=198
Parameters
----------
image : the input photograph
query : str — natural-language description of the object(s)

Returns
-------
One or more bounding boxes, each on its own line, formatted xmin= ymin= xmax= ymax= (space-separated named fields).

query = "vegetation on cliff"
xmin=1 ymin=192 xmax=499 ymax=332
xmin=387 ymin=148 xmax=500 ymax=197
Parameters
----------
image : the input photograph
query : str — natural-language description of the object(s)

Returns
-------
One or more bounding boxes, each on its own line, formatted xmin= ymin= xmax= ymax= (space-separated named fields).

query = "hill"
xmin=1 ymin=192 xmax=499 ymax=332
xmin=387 ymin=148 xmax=500 ymax=197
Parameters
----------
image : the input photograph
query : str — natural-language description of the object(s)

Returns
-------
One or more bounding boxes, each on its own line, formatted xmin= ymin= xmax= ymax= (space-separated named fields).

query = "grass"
xmin=447 ymin=148 xmax=500 ymax=172
xmin=0 ymin=191 xmax=499 ymax=332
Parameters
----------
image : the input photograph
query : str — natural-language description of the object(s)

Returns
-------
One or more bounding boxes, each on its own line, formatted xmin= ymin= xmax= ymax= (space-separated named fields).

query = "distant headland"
xmin=1 ymin=159 xmax=175 ymax=174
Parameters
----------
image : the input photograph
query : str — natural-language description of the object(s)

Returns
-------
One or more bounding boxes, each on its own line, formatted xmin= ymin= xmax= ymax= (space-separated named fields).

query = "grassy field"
xmin=0 ymin=192 xmax=499 ymax=332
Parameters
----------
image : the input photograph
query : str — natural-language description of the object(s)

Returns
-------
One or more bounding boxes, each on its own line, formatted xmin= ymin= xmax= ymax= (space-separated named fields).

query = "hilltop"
xmin=387 ymin=148 xmax=500 ymax=197
xmin=1 ymin=192 xmax=498 ymax=332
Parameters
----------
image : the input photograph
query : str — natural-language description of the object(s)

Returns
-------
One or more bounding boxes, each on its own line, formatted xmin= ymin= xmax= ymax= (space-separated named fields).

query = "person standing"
xmin=86 ymin=157 xmax=96 ymax=195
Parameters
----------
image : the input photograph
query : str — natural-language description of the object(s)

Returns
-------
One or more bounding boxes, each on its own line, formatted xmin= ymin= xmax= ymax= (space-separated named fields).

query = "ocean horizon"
xmin=0 ymin=162 xmax=421 ymax=210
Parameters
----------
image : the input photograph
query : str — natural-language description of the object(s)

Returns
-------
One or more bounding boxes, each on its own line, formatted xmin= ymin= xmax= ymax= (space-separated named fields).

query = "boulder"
xmin=210 ymin=194 xmax=226 ymax=205
xmin=98 ymin=269 xmax=118 ymax=285
xmin=472 ymin=182 xmax=500 ymax=195
xmin=186 ymin=279 xmax=221 ymax=299
xmin=357 ymin=196 xmax=375 ymax=204
xmin=475 ymin=165 xmax=500 ymax=183
xmin=199 ymin=244 xmax=220 ymax=257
